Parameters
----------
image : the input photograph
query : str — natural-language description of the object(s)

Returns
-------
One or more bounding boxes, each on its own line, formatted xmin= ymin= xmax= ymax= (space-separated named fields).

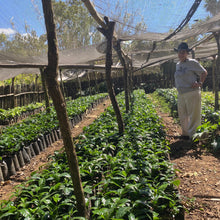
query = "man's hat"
xmin=174 ymin=42 xmax=192 ymax=52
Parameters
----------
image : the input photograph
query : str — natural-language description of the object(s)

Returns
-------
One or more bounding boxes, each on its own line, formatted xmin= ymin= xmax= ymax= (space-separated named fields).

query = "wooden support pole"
xmin=77 ymin=72 xmax=82 ymax=97
xmin=128 ymin=58 xmax=134 ymax=95
xmin=41 ymin=0 xmax=88 ymax=217
xmin=81 ymin=0 xmax=132 ymax=102
xmin=212 ymin=55 xmax=216 ymax=94
xmin=0 ymin=63 xmax=123 ymax=71
xmin=114 ymin=40 xmax=129 ymax=113
xmin=40 ymin=68 xmax=50 ymax=112
xmin=213 ymin=32 xmax=220 ymax=111
xmin=35 ymin=75 xmax=39 ymax=102
xmin=59 ymin=69 xmax=66 ymax=100
xmin=11 ymin=77 xmax=15 ymax=108
xmin=98 ymin=17 xmax=124 ymax=134
xmin=81 ymin=0 xmax=107 ymax=28
xmin=94 ymin=71 xmax=99 ymax=93
xmin=86 ymin=70 xmax=92 ymax=95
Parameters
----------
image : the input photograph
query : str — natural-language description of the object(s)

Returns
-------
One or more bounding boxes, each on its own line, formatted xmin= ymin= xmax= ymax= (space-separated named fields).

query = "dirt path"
xmin=0 ymin=99 xmax=111 ymax=202
xmin=158 ymin=109 xmax=220 ymax=219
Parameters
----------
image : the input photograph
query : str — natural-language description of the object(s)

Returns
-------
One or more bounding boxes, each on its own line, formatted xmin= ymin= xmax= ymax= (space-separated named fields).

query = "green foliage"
xmin=0 ymin=73 xmax=41 ymax=86
xmin=0 ymin=33 xmax=7 ymax=49
xmin=154 ymin=88 xmax=178 ymax=119
xmin=0 ymin=102 xmax=44 ymax=124
xmin=0 ymin=89 xmax=182 ymax=219
xmin=155 ymin=88 xmax=220 ymax=152
xmin=52 ymin=0 xmax=102 ymax=49
xmin=3 ymin=31 xmax=47 ymax=56
xmin=0 ymin=93 xmax=107 ymax=156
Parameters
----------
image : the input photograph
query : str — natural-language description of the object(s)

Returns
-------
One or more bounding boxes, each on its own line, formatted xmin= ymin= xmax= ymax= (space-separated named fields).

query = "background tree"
xmin=0 ymin=33 xmax=7 ymax=49
xmin=204 ymin=0 xmax=220 ymax=16
xmin=52 ymin=0 xmax=102 ymax=50
xmin=4 ymin=31 xmax=47 ymax=56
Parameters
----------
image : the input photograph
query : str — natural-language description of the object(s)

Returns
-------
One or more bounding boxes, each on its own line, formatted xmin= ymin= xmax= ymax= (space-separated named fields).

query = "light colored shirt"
xmin=174 ymin=58 xmax=206 ymax=94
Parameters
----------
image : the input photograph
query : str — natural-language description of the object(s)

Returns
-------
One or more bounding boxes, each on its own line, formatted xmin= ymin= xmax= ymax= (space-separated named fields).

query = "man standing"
xmin=174 ymin=42 xmax=208 ymax=139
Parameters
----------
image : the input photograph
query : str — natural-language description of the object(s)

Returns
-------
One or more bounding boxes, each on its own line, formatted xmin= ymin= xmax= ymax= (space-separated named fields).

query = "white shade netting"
xmin=1 ymin=0 xmax=220 ymax=81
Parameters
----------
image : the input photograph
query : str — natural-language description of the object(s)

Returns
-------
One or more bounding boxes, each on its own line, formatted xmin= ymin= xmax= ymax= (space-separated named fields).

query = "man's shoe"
xmin=179 ymin=135 xmax=190 ymax=140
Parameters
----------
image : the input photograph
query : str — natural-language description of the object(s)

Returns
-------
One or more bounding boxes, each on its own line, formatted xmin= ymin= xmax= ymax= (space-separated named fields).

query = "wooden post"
xmin=129 ymin=59 xmax=134 ymax=95
xmin=40 ymin=68 xmax=50 ymax=112
xmin=191 ymin=49 xmax=195 ymax=59
xmin=214 ymin=32 xmax=220 ymax=111
xmin=98 ymin=17 xmax=124 ymax=134
xmin=168 ymin=61 xmax=172 ymax=88
xmin=94 ymin=71 xmax=99 ymax=93
xmin=86 ymin=70 xmax=92 ymax=95
xmin=41 ymin=1 xmax=88 ymax=217
xmin=161 ymin=64 xmax=166 ymax=88
xmin=114 ymin=40 xmax=129 ymax=112
xmin=59 ymin=69 xmax=66 ymax=100
xmin=212 ymin=55 xmax=216 ymax=94
xmin=11 ymin=77 xmax=15 ymax=108
xmin=77 ymin=72 xmax=82 ymax=97
xmin=35 ymin=75 xmax=39 ymax=103
xmin=171 ymin=60 xmax=175 ymax=87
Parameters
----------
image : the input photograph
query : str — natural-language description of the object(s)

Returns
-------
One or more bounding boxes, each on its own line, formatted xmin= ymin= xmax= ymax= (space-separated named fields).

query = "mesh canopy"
xmin=59 ymin=44 xmax=105 ymax=65
xmin=0 ymin=68 xmax=40 ymax=81
xmin=0 ymin=0 xmax=219 ymax=81
xmin=170 ymin=12 xmax=220 ymax=41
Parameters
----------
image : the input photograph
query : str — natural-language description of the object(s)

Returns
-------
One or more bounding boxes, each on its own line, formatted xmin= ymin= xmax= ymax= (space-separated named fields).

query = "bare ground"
xmin=1 ymin=98 xmax=220 ymax=219
xmin=158 ymin=110 xmax=220 ymax=220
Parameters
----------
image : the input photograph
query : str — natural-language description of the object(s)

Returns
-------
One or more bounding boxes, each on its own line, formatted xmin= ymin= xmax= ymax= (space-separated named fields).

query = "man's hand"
xmin=192 ymin=81 xmax=202 ymax=88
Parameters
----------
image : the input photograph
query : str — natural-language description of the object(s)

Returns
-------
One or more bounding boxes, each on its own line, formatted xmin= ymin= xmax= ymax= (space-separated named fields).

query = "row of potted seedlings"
xmin=0 ymin=102 xmax=46 ymax=125
xmin=0 ymin=90 xmax=182 ymax=219
xmin=0 ymin=93 xmax=108 ymax=182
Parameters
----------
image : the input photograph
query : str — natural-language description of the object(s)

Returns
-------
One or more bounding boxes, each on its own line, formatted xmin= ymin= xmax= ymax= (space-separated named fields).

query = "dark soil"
xmin=1 ymin=98 xmax=220 ymax=219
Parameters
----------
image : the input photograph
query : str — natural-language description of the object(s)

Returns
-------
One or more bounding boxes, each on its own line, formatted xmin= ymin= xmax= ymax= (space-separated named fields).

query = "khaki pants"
xmin=177 ymin=90 xmax=201 ymax=138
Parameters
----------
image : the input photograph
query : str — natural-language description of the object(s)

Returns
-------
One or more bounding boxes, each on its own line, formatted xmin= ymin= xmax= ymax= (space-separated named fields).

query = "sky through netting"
xmin=0 ymin=0 xmax=219 ymax=81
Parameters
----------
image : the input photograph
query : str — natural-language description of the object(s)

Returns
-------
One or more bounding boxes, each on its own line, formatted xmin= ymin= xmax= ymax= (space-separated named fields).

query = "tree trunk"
xmin=98 ymin=18 xmax=124 ymax=134
xmin=214 ymin=32 xmax=220 ymax=111
xmin=59 ymin=69 xmax=66 ymax=100
xmin=114 ymin=40 xmax=129 ymax=113
xmin=35 ymin=75 xmax=39 ymax=103
xmin=87 ymin=71 xmax=92 ymax=95
xmin=77 ymin=73 xmax=82 ymax=97
xmin=129 ymin=59 xmax=134 ymax=95
xmin=212 ymin=55 xmax=216 ymax=94
xmin=40 ymin=68 xmax=50 ymax=113
xmin=41 ymin=0 xmax=88 ymax=218
xmin=11 ymin=77 xmax=15 ymax=108
xmin=94 ymin=71 xmax=99 ymax=93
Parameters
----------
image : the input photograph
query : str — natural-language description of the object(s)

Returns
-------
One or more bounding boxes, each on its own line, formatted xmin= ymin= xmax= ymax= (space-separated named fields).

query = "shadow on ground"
xmin=169 ymin=139 xmax=204 ymax=160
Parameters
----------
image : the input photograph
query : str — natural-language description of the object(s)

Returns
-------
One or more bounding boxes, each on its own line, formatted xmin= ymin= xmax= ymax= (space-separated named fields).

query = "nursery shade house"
xmin=1 ymin=0 xmax=220 ymax=219
xmin=1 ymin=0 xmax=220 ymax=110
xmin=1 ymin=0 xmax=220 ymax=77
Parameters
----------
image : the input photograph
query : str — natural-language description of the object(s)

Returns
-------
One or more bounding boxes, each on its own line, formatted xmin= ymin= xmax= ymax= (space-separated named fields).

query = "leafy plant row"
xmin=155 ymin=88 xmax=220 ymax=151
xmin=0 ymin=93 xmax=107 ymax=156
xmin=154 ymin=88 xmax=219 ymax=122
xmin=0 ymin=102 xmax=45 ymax=125
xmin=0 ymin=90 xmax=182 ymax=219
xmin=154 ymin=88 xmax=178 ymax=119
